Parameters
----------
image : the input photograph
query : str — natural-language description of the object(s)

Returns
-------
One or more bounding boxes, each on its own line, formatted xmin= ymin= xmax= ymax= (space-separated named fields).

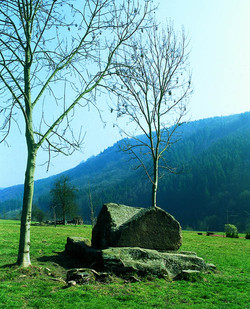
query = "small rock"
xmin=174 ymin=270 xmax=202 ymax=281
xmin=90 ymin=269 xmax=110 ymax=282
xmin=67 ymin=268 xmax=95 ymax=284
xmin=68 ymin=280 xmax=77 ymax=287
xmin=125 ymin=276 xmax=141 ymax=283
xmin=206 ymin=263 xmax=216 ymax=271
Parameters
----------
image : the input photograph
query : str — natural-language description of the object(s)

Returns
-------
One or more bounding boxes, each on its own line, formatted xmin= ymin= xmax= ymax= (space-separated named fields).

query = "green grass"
xmin=0 ymin=220 xmax=249 ymax=308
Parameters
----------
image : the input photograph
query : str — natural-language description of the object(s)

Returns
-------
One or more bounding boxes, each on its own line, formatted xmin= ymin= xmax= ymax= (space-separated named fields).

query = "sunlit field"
xmin=0 ymin=220 xmax=249 ymax=308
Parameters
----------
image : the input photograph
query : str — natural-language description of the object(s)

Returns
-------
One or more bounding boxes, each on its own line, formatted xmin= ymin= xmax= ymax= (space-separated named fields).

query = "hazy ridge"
xmin=1 ymin=112 xmax=249 ymax=231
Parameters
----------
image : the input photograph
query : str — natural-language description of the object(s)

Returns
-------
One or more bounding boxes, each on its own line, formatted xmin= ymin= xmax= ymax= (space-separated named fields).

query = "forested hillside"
xmin=1 ymin=112 xmax=249 ymax=232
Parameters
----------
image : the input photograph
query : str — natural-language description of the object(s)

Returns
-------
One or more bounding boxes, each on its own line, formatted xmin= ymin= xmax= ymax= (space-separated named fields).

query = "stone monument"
xmin=65 ymin=203 xmax=215 ymax=281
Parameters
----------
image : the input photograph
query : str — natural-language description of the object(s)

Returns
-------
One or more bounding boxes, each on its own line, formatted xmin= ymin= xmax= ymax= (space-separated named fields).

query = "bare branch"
xmin=110 ymin=20 xmax=192 ymax=207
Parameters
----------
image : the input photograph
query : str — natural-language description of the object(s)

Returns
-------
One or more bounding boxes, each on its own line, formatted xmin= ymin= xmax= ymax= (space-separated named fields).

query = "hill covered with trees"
xmin=1 ymin=112 xmax=249 ymax=232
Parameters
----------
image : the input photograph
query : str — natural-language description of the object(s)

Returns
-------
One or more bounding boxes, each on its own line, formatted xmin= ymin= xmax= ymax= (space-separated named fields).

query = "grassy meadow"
xmin=0 ymin=220 xmax=249 ymax=309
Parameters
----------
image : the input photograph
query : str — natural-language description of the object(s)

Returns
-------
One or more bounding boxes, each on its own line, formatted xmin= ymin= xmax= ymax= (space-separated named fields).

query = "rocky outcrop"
xmin=65 ymin=204 xmax=215 ymax=281
xmin=65 ymin=237 xmax=101 ymax=267
xmin=101 ymin=247 xmax=214 ymax=279
xmin=92 ymin=203 xmax=182 ymax=251
xmin=65 ymin=237 xmax=215 ymax=280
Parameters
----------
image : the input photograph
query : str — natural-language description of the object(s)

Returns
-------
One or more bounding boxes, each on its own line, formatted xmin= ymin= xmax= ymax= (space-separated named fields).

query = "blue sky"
xmin=1 ymin=0 xmax=250 ymax=188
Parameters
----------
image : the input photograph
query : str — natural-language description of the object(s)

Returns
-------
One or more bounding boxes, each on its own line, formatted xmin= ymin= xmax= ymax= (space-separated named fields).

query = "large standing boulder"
xmin=91 ymin=203 xmax=182 ymax=251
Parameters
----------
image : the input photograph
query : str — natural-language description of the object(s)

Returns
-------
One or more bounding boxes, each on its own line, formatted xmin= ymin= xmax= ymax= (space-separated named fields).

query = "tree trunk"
xmin=17 ymin=15 xmax=36 ymax=266
xmin=63 ymin=204 xmax=66 ymax=225
xmin=53 ymin=207 xmax=57 ymax=228
xmin=17 ymin=148 xmax=37 ymax=267
xmin=152 ymin=159 xmax=158 ymax=208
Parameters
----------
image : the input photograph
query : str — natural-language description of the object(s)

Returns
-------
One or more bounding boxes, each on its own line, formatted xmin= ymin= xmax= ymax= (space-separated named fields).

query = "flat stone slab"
xmin=65 ymin=237 xmax=215 ymax=280
xmin=101 ymin=247 xmax=210 ymax=279
xmin=92 ymin=203 xmax=182 ymax=251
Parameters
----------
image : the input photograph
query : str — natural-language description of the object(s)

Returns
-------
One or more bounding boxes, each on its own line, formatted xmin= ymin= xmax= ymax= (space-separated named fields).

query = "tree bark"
xmin=152 ymin=159 xmax=158 ymax=208
xmin=17 ymin=147 xmax=37 ymax=267
xmin=17 ymin=17 xmax=36 ymax=266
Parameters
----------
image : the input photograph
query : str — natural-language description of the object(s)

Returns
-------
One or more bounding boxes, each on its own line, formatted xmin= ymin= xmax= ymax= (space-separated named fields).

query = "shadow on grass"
xmin=37 ymin=250 xmax=87 ymax=270
xmin=0 ymin=252 xmax=89 ymax=271
xmin=0 ymin=263 xmax=17 ymax=269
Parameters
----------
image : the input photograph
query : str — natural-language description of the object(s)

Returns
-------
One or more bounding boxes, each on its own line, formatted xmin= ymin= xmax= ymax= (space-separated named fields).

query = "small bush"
xmin=245 ymin=232 xmax=250 ymax=239
xmin=32 ymin=206 xmax=46 ymax=224
xmin=225 ymin=224 xmax=239 ymax=238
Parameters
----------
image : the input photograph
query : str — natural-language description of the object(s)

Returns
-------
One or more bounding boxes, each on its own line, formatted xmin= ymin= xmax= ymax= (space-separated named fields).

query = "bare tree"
xmin=50 ymin=176 xmax=78 ymax=225
xmin=110 ymin=22 xmax=192 ymax=208
xmin=0 ymin=0 xmax=151 ymax=266
xmin=88 ymin=185 xmax=97 ymax=227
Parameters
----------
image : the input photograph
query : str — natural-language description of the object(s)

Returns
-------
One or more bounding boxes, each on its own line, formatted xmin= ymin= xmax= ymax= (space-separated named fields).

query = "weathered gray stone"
xmin=65 ymin=237 xmax=102 ymax=267
xmin=67 ymin=268 xmax=95 ymax=284
xmin=101 ymin=247 xmax=209 ymax=279
xmin=92 ymin=203 xmax=182 ymax=251
xmin=67 ymin=280 xmax=77 ymax=287
xmin=66 ymin=268 xmax=111 ymax=285
xmin=206 ymin=263 xmax=216 ymax=271
xmin=65 ymin=204 xmax=215 ymax=280
xmin=65 ymin=237 xmax=213 ymax=280
xmin=173 ymin=270 xmax=202 ymax=281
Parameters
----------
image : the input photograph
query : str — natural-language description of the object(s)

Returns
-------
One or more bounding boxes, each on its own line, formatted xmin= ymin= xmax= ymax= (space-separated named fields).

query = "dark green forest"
xmin=1 ymin=112 xmax=250 ymax=232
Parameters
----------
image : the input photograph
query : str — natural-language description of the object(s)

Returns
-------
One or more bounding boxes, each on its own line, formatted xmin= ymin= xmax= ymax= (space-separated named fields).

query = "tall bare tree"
xmin=0 ymin=0 xmax=151 ymax=266
xmin=110 ymin=23 xmax=192 ymax=208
